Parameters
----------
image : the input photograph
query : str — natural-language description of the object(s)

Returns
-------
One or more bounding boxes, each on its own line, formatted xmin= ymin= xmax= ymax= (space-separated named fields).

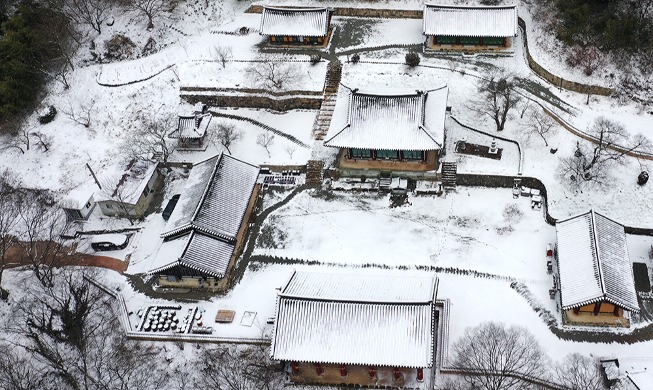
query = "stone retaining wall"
xmin=518 ymin=18 xmax=613 ymax=97
xmin=246 ymin=5 xmax=422 ymax=18
xmin=181 ymin=93 xmax=322 ymax=110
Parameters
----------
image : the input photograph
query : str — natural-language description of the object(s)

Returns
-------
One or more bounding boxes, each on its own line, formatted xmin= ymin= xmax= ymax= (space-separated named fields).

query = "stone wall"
xmin=518 ymin=18 xmax=613 ymax=97
xmin=181 ymin=93 xmax=322 ymax=110
xmin=246 ymin=5 xmax=422 ymax=18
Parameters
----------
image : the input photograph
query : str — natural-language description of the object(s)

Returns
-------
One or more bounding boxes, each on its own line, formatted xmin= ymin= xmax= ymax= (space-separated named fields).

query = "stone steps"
xmin=441 ymin=162 xmax=457 ymax=189
xmin=306 ymin=160 xmax=325 ymax=186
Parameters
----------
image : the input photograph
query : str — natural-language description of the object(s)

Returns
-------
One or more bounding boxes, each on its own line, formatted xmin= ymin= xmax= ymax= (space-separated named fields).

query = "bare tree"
xmin=100 ymin=174 xmax=138 ymax=226
xmin=558 ymin=117 xmax=652 ymax=189
xmin=126 ymin=0 xmax=172 ymax=30
xmin=451 ymin=322 xmax=550 ymax=390
xmin=32 ymin=131 xmax=53 ymax=152
xmin=215 ymin=123 xmax=242 ymax=154
xmin=56 ymin=0 xmax=113 ymax=34
xmin=198 ymin=346 xmax=284 ymax=390
xmin=553 ymin=353 xmax=605 ymax=390
xmin=470 ymin=71 xmax=522 ymax=131
xmin=246 ymin=59 xmax=301 ymax=90
xmin=0 ymin=347 xmax=46 ymax=390
xmin=284 ymin=144 xmax=296 ymax=159
xmin=0 ymin=175 xmax=19 ymax=299
xmin=566 ymin=45 xmax=603 ymax=77
xmin=257 ymin=132 xmax=275 ymax=158
xmin=61 ymin=100 xmax=95 ymax=128
xmin=212 ymin=45 xmax=233 ymax=69
xmin=124 ymin=112 xmax=177 ymax=170
xmin=2 ymin=128 xmax=31 ymax=154
xmin=524 ymin=109 xmax=557 ymax=147
xmin=14 ymin=195 xmax=73 ymax=287
xmin=8 ymin=268 xmax=168 ymax=390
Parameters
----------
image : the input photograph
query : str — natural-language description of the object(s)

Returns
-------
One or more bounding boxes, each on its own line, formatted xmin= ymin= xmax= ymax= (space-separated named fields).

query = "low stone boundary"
xmin=96 ymin=64 xmax=176 ymax=87
xmin=246 ymin=5 xmax=422 ymax=18
xmin=450 ymin=116 xmax=524 ymax=175
xmin=181 ymin=92 xmax=322 ymax=111
xmin=518 ymin=17 xmax=613 ymax=97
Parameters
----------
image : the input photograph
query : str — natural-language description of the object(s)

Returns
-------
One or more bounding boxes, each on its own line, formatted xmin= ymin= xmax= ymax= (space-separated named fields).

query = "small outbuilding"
xmin=95 ymin=160 xmax=163 ymax=220
xmin=259 ymin=6 xmax=333 ymax=46
xmin=271 ymin=271 xmax=438 ymax=388
xmin=147 ymin=153 xmax=260 ymax=291
xmin=61 ymin=186 xmax=96 ymax=221
xmin=323 ymin=84 xmax=448 ymax=173
xmin=168 ymin=113 xmax=212 ymax=149
xmin=422 ymin=4 xmax=518 ymax=53
xmin=554 ymin=209 xmax=639 ymax=327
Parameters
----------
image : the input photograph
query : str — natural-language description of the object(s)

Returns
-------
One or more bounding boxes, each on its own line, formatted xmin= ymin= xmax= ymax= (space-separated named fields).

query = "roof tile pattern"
xmin=423 ymin=4 xmax=518 ymax=37
xmin=271 ymin=272 xmax=437 ymax=368
xmin=324 ymin=86 xmax=448 ymax=151
xmin=260 ymin=7 xmax=330 ymax=37
xmin=169 ymin=114 xmax=212 ymax=139
xmin=556 ymin=210 xmax=639 ymax=312
xmin=149 ymin=153 xmax=259 ymax=278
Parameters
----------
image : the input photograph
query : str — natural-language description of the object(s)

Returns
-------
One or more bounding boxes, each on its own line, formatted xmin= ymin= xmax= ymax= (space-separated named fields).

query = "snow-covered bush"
xmin=310 ymin=54 xmax=321 ymax=65
xmin=38 ymin=106 xmax=57 ymax=125
xmin=351 ymin=53 xmax=360 ymax=64
xmin=104 ymin=34 xmax=136 ymax=61
xmin=405 ymin=51 xmax=420 ymax=67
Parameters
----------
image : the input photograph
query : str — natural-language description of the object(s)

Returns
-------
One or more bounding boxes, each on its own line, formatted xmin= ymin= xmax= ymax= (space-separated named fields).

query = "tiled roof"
xmin=162 ymin=153 xmax=260 ymax=241
xmin=423 ymin=4 xmax=518 ymax=38
xmin=271 ymin=271 xmax=438 ymax=368
xmin=169 ymin=114 xmax=211 ymax=139
xmin=149 ymin=153 xmax=259 ymax=278
xmin=260 ymin=6 xmax=331 ymax=37
xmin=148 ymin=231 xmax=234 ymax=277
xmin=324 ymin=85 xmax=448 ymax=151
xmin=556 ymin=210 xmax=639 ymax=312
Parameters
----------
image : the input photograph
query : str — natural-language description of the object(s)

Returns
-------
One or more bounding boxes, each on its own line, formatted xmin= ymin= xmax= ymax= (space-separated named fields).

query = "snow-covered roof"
xmin=626 ymin=371 xmax=653 ymax=390
xmin=422 ymin=4 xmax=518 ymax=38
xmin=61 ymin=184 xmax=95 ymax=209
xmin=95 ymin=160 xmax=158 ymax=205
xmin=168 ymin=113 xmax=211 ymax=139
xmin=323 ymin=85 xmax=448 ymax=151
xmin=556 ymin=210 xmax=639 ymax=312
xmin=260 ymin=6 xmax=331 ymax=37
xmin=162 ymin=153 xmax=260 ymax=241
xmin=148 ymin=231 xmax=235 ymax=277
xmin=271 ymin=271 xmax=438 ymax=368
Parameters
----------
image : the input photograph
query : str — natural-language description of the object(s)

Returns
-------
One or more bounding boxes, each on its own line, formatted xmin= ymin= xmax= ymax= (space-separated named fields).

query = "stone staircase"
xmin=441 ymin=162 xmax=457 ymax=189
xmin=312 ymin=60 xmax=342 ymax=140
xmin=306 ymin=160 xmax=325 ymax=186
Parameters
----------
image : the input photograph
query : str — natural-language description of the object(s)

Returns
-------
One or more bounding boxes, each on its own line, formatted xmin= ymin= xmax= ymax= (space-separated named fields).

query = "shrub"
xmin=405 ymin=51 xmax=420 ymax=67
xmin=38 ymin=106 xmax=57 ymax=125
xmin=104 ymin=34 xmax=136 ymax=61
xmin=351 ymin=53 xmax=360 ymax=63
xmin=310 ymin=54 xmax=321 ymax=65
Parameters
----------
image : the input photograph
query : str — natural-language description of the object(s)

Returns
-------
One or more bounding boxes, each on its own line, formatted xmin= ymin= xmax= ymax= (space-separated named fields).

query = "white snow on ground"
xmin=333 ymin=18 xmax=424 ymax=53
xmin=255 ymin=187 xmax=556 ymax=281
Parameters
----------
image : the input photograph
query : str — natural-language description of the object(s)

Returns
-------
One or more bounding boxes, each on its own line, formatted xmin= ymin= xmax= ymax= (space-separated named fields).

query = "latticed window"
xmin=376 ymin=149 xmax=398 ymax=159
xmin=437 ymin=35 xmax=456 ymax=44
xmin=461 ymin=36 xmax=480 ymax=45
xmin=401 ymin=150 xmax=423 ymax=160
xmin=484 ymin=37 xmax=504 ymax=46
xmin=351 ymin=148 xmax=372 ymax=159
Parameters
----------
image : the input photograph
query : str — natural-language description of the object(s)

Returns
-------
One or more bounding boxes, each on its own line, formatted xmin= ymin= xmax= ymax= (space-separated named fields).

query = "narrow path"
xmin=229 ymin=185 xmax=308 ymax=288
xmin=5 ymin=243 xmax=128 ymax=273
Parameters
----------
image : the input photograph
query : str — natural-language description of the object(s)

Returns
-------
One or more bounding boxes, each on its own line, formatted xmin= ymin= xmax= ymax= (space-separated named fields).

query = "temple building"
xmin=554 ymin=209 xmax=639 ymax=327
xmin=259 ymin=6 xmax=332 ymax=46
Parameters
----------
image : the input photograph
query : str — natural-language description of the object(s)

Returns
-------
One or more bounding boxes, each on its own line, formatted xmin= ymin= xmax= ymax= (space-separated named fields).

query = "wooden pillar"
xmin=573 ymin=307 xmax=580 ymax=315
xmin=502 ymin=37 xmax=506 ymax=47
xmin=613 ymin=305 xmax=620 ymax=317
xmin=480 ymin=37 xmax=484 ymax=46
xmin=593 ymin=302 xmax=601 ymax=316
xmin=433 ymin=35 xmax=438 ymax=45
